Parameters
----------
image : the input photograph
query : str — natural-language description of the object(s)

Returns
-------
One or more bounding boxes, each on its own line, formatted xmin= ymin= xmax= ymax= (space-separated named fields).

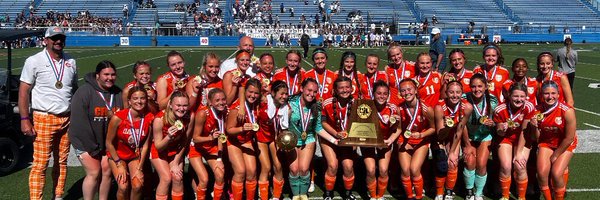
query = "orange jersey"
xmin=108 ymin=109 xmax=154 ymax=161
xmin=437 ymin=99 xmax=469 ymax=142
xmin=337 ymin=71 xmax=363 ymax=99
xmin=375 ymin=103 xmax=399 ymax=139
xmin=254 ymin=71 xmax=273 ymax=96
xmin=502 ymin=77 xmax=538 ymax=105
xmin=273 ymin=68 xmax=304 ymax=95
xmin=303 ymin=68 xmax=336 ymax=100
xmin=191 ymin=106 xmax=226 ymax=156
xmin=156 ymin=72 xmax=190 ymax=96
xmin=359 ymin=71 xmax=389 ymax=100
xmin=398 ymin=101 xmax=431 ymax=145
xmin=537 ymin=70 xmax=567 ymax=104
xmin=150 ymin=111 xmax=190 ymax=159
xmin=415 ymin=71 xmax=442 ymax=107
xmin=473 ymin=65 xmax=510 ymax=103
xmin=536 ymin=102 xmax=577 ymax=150
xmin=385 ymin=61 xmax=416 ymax=105
xmin=227 ymin=100 xmax=258 ymax=145
xmin=256 ymin=102 xmax=275 ymax=143
xmin=455 ymin=69 xmax=473 ymax=93
xmin=493 ymin=101 xmax=535 ymax=145
xmin=321 ymin=98 xmax=352 ymax=132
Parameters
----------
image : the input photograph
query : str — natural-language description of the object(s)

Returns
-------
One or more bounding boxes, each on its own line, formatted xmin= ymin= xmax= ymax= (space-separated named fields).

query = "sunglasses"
xmin=49 ymin=35 xmax=66 ymax=41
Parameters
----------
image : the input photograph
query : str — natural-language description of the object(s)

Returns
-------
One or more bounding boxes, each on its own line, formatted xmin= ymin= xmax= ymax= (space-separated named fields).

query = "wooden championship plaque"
xmin=338 ymin=99 xmax=386 ymax=147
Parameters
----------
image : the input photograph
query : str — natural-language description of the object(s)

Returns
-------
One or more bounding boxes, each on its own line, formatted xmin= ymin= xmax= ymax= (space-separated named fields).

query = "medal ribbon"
xmin=470 ymin=95 xmax=487 ymax=117
xmin=97 ymin=91 xmax=114 ymax=110
xmin=377 ymin=105 xmax=393 ymax=125
xmin=245 ymin=102 xmax=256 ymax=124
xmin=540 ymin=102 xmax=559 ymax=122
xmin=417 ymin=71 xmax=431 ymax=88
xmin=405 ymin=102 xmax=420 ymax=131
xmin=337 ymin=102 xmax=349 ymax=130
xmin=508 ymin=104 xmax=523 ymax=122
xmin=366 ymin=72 xmax=378 ymax=99
xmin=299 ymin=98 xmax=311 ymax=132
xmin=210 ymin=107 xmax=224 ymax=133
xmin=127 ymin=109 xmax=145 ymax=148
xmin=286 ymin=68 xmax=299 ymax=94
xmin=393 ymin=62 xmax=406 ymax=90
xmin=45 ymin=50 xmax=65 ymax=84
xmin=314 ymin=70 xmax=327 ymax=98
xmin=458 ymin=68 xmax=466 ymax=79
xmin=486 ymin=65 xmax=497 ymax=82
xmin=448 ymin=101 xmax=460 ymax=122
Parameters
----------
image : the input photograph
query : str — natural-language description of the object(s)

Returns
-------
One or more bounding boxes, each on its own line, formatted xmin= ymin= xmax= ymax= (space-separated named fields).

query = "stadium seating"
xmin=36 ymin=0 xmax=124 ymax=19
xmin=0 ymin=0 xmax=35 ymax=23
xmin=502 ymin=0 xmax=600 ymax=25
xmin=412 ymin=0 xmax=513 ymax=26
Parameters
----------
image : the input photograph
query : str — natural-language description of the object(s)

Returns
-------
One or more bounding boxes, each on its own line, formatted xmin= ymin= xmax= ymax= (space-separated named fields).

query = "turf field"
xmin=1 ymin=44 xmax=600 ymax=199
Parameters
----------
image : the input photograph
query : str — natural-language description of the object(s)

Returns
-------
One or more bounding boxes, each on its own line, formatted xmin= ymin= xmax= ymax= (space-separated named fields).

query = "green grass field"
xmin=2 ymin=44 xmax=600 ymax=129
xmin=1 ymin=44 xmax=600 ymax=199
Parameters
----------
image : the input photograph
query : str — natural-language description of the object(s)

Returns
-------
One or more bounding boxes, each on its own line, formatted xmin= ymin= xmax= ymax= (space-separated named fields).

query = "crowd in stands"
xmin=232 ymin=0 xmax=273 ymax=24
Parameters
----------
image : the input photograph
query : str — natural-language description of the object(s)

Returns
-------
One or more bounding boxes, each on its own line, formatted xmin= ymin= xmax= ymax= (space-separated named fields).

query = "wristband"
xmin=329 ymin=137 xmax=337 ymax=144
xmin=216 ymin=158 xmax=222 ymax=161
xmin=113 ymin=158 xmax=121 ymax=163
xmin=20 ymin=116 xmax=30 ymax=120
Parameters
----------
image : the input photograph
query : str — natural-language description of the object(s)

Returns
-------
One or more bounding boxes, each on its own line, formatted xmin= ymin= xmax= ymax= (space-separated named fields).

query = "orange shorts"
xmin=188 ymin=144 xmax=218 ymax=158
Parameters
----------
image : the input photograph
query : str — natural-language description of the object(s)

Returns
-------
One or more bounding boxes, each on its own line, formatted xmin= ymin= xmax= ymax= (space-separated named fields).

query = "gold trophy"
xmin=276 ymin=130 xmax=298 ymax=151
xmin=338 ymin=99 xmax=386 ymax=147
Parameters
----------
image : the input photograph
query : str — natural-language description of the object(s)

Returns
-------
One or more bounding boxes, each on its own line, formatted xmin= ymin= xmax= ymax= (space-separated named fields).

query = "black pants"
xmin=567 ymin=72 xmax=575 ymax=90
xmin=302 ymin=45 xmax=309 ymax=58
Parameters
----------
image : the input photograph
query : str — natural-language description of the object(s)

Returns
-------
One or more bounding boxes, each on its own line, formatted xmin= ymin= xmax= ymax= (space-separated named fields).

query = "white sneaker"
xmin=434 ymin=195 xmax=444 ymax=200
xmin=474 ymin=196 xmax=484 ymax=200
xmin=499 ymin=197 xmax=509 ymax=200
xmin=308 ymin=181 xmax=315 ymax=193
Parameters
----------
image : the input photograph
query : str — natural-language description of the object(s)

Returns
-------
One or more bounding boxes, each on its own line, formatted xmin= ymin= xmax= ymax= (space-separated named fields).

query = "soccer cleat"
xmin=444 ymin=189 xmax=455 ymax=200
xmin=323 ymin=190 xmax=334 ymax=200
xmin=465 ymin=189 xmax=475 ymax=200
xmin=474 ymin=195 xmax=484 ymax=200
xmin=344 ymin=190 xmax=357 ymax=200
xmin=499 ymin=198 xmax=509 ymax=200
xmin=308 ymin=181 xmax=315 ymax=193
xmin=434 ymin=195 xmax=444 ymax=200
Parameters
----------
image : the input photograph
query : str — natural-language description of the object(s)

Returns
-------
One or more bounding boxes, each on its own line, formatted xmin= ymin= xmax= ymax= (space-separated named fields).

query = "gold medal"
xmin=55 ymin=81 xmax=63 ymax=89
xmin=176 ymin=80 xmax=186 ymax=89
xmin=535 ymin=113 xmax=544 ymax=121
xmin=340 ymin=132 xmax=348 ymax=139
xmin=218 ymin=133 xmax=228 ymax=143
xmin=507 ymin=119 xmax=516 ymax=128
xmin=389 ymin=116 xmax=397 ymax=125
xmin=445 ymin=117 xmax=455 ymax=127
xmin=174 ymin=120 xmax=184 ymax=130
xmin=194 ymin=75 xmax=202 ymax=83
xmin=301 ymin=131 xmax=307 ymax=140
xmin=479 ymin=116 xmax=488 ymax=124
xmin=252 ymin=123 xmax=260 ymax=131
xmin=487 ymin=82 xmax=494 ymax=90
xmin=233 ymin=70 xmax=242 ymax=77
xmin=404 ymin=130 xmax=412 ymax=138
xmin=143 ymin=84 xmax=152 ymax=91
xmin=319 ymin=97 xmax=324 ymax=102
xmin=262 ymin=78 xmax=270 ymax=86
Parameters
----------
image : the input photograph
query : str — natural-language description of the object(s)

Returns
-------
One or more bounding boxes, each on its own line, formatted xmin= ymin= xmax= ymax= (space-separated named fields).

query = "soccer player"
xmin=493 ymin=83 xmax=536 ymax=200
xmin=273 ymin=50 xmax=305 ymax=96
xmin=156 ymin=51 xmax=190 ymax=110
xmin=359 ymin=54 xmax=388 ymax=100
xmin=254 ymin=53 xmax=276 ymax=95
xmin=414 ymin=52 xmax=442 ymax=107
xmin=223 ymin=50 xmax=253 ymax=105
xmin=336 ymin=51 xmax=363 ymax=99
xmin=472 ymin=44 xmax=510 ymax=103
xmin=441 ymin=49 xmax=473 ymax=96
xmin=462 ymin=73 xmax=499 ymax=200
xmin=225 ymin=79 xmax=262 ymax=200
xmin=151 ymin=91 xmax=194 ymax=200
xmin=535 ymin=52 xmax=574 ymax=107
xmin=106 ymin=86 xmax=155 ymax=200
xmin=503 ymin=58 xmax=538 ymax=105
xmin=397 ymin=79 xmax=435 ymax=200
xmin=532 ymin=81 xmax=577 ymax=200
xmin=303 ymin=48 xmax=336 ymax=102
xmin=434 ymin=81 xmax=473 ymax=200
xmin=384 ymin=43 xmax=416 ymax=105
xmin=186 ymin=53 xmax=223 ymax=110
xmin=122 ymin=61 xmax=158 ymax=113
xmin=190 ymin=88 xmax=228 ymax=200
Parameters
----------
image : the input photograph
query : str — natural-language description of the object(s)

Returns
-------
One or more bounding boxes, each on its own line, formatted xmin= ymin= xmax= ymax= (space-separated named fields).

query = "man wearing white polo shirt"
xmin=218 ymin=36 xmax=260 ymax=78
xmin=18 ymin=26 xmax=77 ymax=200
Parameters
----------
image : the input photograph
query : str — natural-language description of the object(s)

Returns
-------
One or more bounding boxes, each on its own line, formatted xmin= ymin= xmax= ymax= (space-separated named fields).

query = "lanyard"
xmin=314 ymin=70 xmax=327 ymax=98
xmin=299 ymin=98 xmax=311 ymax=132
xmin=97 ymin=91 xmax=114 ymax=110
xmin=44 ymin=50 xmax=65 ymax=84
xmin=393 ymin=62 xmax=406 ymax=90
xmin=405 ymin=101 xmax=420 ymax=131
xmin=337 ymin=101 xmax=349 ymax=130
xmin=245 ymin=102 xmax=256 ymax=124
xmin=377 ymin=105 xmax=394 ymax=125
xmin=286 ymin=68 xmax=299 ymax=94
xmin=366 ymin=72 xmax=378 ymax=99
xmin=470 ymin=95 xmax=487 ymax=117
xmin=508 ymin=104 xmax=522 ymax=122
xmin=127 ymin=109 xmax=145 ymax=148
xmin=485 ymin=65 xmax=497 ymax=82
xmin=210 ymin=107 xmax=224 ymax=133
xmin=540 ymin=103 xmax=558 ymax=123
xmin=417 ymin=71 xmax=431 ymax=88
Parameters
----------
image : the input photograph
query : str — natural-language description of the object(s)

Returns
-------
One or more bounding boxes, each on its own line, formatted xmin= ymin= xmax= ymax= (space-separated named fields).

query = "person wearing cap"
xmin=429 ymin=27 xmax=446 ymax=72
xmin=19 ymin=26 xmax=77 ymax=200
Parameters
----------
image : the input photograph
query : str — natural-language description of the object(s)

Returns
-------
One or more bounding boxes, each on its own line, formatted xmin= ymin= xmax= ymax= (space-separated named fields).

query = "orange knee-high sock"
xmin=446 ymin=168 xmax=458 ymax=190
xmin=343 ymin=175 xmax=355 ymax=190
xmin=258 ymin=181 xmax=269 ymax=200
xmin=213 ymin=182 xmax=224 ymax=200
xmin=171 ymin=191 xmax=184 ymax=200
xmin=500 ymin=176 xmax=511 ymax=198
xmin=325 ymin=174 xmax=336 ymax=191
xmin=155 ymin=194 xmax=168 ymax=200
xmin=540 ymin=185 xmax=552 ymax=200
xmin=311 ymin=168 xmax=316 ymax=182
xmin=377 ymin=176 xmax=389 ymax=198
xmin=367 ymin=179 xmax=377 ymax=198
xmin=231 ymin=181 xmax=244 ymax=200
xmin=435 ymin=176 xmax=446 ymax=196
xmin=517 ymin=178 xmax=528 ymax=199
xmin=272 ymin=177 xmax=284 ymax=199
xmin=563 ymin=168 xmax=570 ymax=186
xmin=413 ymin=175 xmax=424 ymax=199
xmin=555 ymin=187 xmax=566 ymax=200
xmin=196 ymin=186 xmax=207 ymax=200
xmin=401 ymin=176 xmax=414 ymax=198
xmin=246 ymin=180 xmax=257 ymax=200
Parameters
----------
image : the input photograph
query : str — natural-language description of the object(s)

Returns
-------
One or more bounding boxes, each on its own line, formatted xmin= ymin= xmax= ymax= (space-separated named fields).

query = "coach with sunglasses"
xmin=18 ymin=26 xmax=77 ymax=200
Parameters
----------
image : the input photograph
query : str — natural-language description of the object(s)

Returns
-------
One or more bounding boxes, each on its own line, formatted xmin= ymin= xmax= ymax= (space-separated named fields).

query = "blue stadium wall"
xmin=65 ymin=34 xmax=600 ymax=47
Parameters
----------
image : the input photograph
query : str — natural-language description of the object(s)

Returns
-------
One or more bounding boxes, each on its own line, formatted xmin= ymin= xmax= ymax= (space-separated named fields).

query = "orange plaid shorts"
xmin=29 ymin=111 xmax=70 ymax=200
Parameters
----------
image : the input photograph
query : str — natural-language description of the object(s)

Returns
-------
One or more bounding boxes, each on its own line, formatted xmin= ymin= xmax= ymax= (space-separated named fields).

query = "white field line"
xmin=77 ymin=52 xmax=169 ymax=81
xmin=584 ymin=123 xmax=600 ymax=129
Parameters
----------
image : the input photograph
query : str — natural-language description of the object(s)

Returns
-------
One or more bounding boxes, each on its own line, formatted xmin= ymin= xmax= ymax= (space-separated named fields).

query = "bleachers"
xmin=413 ymin=0 xmax=513 ymax=26
xmin=0 ymin=0 xmax=33 ymax=23
xmin=503 ymin=0 xmax=600 ymax=25
xmin=36 ymin=0 xmax=124 ymax=18
xmin=132 ymin=0 xmax=226 ymax=26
